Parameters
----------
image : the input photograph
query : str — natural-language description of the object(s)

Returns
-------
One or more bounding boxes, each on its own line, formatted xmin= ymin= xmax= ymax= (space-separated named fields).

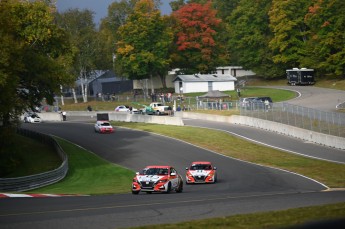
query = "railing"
xmin=0 ymin=129 xmax=68 ymax=192
xmin=239 ymin=102 xmax=345 ymax=138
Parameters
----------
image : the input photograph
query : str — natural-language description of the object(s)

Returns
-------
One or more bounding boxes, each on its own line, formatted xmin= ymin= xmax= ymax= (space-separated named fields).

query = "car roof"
xmin=191 ymin=161 xmax=212 ymax=165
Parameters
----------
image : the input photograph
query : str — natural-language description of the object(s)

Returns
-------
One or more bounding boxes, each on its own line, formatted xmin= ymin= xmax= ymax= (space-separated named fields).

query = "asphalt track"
xmin=1 ymin=86 xmax=345 ymax=229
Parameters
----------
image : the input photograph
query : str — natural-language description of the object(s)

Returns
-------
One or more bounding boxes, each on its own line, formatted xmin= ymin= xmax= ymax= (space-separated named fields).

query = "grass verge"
xmin=26 ymin=137 xmax=134 ymax=195
xmin=112 ymin=122 xmax=345 ymax=188
xmin=131 ymin=202 xmax=345 ymax=229
xmin=0 ymin=134 xmax=61 ymax=178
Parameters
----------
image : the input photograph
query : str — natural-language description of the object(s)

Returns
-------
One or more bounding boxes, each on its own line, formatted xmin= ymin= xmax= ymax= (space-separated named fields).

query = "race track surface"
xmin=1 ymin=86 xmax=345 ymax=229
xmin=1 ymin=122 xmax=344 ymax=229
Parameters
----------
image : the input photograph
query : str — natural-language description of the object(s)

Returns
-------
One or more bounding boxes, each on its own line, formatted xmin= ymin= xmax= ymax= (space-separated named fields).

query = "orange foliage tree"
xmin=172 ymin=1 xmax=226 ymax=74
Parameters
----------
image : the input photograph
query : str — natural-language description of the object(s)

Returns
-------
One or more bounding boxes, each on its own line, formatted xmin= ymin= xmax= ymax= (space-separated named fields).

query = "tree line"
xmin=1 ymin=0 xmax=344 ymax=126
xmin=0 ymin=0 xmax=343 ymax=170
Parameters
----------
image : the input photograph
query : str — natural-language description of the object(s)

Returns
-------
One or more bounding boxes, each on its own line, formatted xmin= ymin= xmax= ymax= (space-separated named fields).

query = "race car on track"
xmin=94 ymin=120 xmax=114 ymax=133
xmin=23 ymin=113 xmax=42 ymax=123
xmin=132 ymin=165 xmax=183 ymax=194
xmin=185 ymin=161 xmax=217 ymax=184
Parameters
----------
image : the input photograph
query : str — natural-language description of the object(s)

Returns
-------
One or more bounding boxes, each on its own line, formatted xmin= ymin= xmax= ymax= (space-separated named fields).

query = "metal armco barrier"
xmin=0 ymin=129 xmax=68 ymax=192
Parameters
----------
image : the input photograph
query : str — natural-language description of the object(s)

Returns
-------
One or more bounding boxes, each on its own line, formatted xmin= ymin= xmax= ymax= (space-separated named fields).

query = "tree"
xmin=303 ymin=0 xmax=345 ymax=77
xmin=55 ymin=9 xmax=101 ymax=103
xmin=115 ymin=0 xmax=173 ymax=95
xmin=171 ymin=1 xmax=226 ymax=74
xmin=0 ymin=0 xmax=72 ymax=125
xmin=0 ymin=0 xmax=73 ymax=160
xmin=268 ymin=0 xmax=311 ymax=68
xmin=226 ymin=0 xmax=283 ymax=78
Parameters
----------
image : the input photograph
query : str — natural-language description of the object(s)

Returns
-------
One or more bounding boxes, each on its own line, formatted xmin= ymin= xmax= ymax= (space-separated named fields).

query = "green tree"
xmin=268 ymin=0 xmax=311 ymax=68
xmin=0 ymin=0 xmax=72 ymax=125
xmin=226 ymin=0 xmax=283 ymax=78
xmin=115 ymin=0 xmax=173 ymax=95
xmin=0 ymin=0 xmax=73 ymax=159
xmin=303 ymin=0 xmax=345 ymax=77
xmin=172 ymin=1 xmax=226 ymax=74
xmin=55 ymin=9 xmax=101 ymax=103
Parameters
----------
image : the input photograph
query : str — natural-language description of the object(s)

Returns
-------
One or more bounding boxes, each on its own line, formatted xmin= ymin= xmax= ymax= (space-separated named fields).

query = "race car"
xmin=23 ymin=113 xmax=42 ymax=123
xmin=185 ymin=161 xmax=217 ymax=184
xmin=94 ymin=120 xmax=114 ymax=133
xmin=132 ymin=165 xmax=183 ymax=194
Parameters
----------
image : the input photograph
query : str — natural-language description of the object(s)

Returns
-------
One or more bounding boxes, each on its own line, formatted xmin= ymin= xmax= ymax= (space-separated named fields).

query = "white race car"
xmin=23 ymin=113 xmax=42 ymax=123
xmin=132 ymin=165 xmax=183 ymax=194
xmin=94 ymin=120 xmax=114 ymax=133
xmin=185 ymin=161 xmax=217 ymax=184
xmin=115 ymin=105 xmax=130 ymax=112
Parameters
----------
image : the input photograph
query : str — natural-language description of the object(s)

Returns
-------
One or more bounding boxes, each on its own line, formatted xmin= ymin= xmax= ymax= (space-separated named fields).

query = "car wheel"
xmin=176 ymin=181 xmax=183 ymax=193
xmin=165 ymin=182 xmax=171 ymax=194
xmin=132 ymin=190 xmax=139 ymax=195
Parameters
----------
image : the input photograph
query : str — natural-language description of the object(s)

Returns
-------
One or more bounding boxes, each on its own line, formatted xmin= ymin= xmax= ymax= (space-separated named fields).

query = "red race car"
xmin=132 ymin=165 xmax=183 ymax=194
xmin=185 ymin=161 xmax=217 ymax=184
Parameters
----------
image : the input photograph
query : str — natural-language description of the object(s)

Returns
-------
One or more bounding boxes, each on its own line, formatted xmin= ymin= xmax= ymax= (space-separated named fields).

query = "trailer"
xmin=286 ymin=68 xmax=315 ymax=85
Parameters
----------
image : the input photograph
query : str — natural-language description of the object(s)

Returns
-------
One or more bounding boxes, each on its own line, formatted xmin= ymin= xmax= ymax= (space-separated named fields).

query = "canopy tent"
xmin=198 ymin=90 xmax=230 ymax=99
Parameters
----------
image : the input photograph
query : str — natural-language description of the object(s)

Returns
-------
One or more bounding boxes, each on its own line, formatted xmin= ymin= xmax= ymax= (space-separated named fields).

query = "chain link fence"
xmin=239 ymin=102 xmax=345 ymax=138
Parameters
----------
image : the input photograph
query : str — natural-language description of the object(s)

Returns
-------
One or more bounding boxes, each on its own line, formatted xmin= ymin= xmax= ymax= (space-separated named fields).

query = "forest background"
xmin=0 ymin=0 xmax=344 ymax=130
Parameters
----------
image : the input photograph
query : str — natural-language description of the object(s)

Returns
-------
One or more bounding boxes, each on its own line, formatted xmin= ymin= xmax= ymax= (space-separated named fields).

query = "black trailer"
xmin=286 ymin=68 xmax=315 ymax=85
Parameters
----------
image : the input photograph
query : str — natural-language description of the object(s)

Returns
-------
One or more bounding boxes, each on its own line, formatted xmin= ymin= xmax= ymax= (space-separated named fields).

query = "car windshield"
xmin=101 ymin=122 xmax=110 ymax=126
xmin=190 ymin=164 xmax=212 ymax=170
xmin=142 ymin=168 xmax=169 ymax=175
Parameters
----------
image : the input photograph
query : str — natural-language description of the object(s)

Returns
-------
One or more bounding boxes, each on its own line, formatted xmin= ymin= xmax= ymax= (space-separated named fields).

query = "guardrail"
xmin=0 ymin=129 xmax=68 ymax=192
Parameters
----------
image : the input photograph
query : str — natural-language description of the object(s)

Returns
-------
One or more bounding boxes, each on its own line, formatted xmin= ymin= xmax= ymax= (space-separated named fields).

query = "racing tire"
xmin=176 ymin=182 xmax=183 ymax=193
xmin=132 ymin=190 xmax=140 ymax=195
xmin=165 ymin=182 xmax=171 ymax=194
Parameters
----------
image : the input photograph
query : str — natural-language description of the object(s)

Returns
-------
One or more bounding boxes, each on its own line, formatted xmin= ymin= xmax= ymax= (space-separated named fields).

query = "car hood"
xmin=136 ymin=175 xmax=166 ymax=182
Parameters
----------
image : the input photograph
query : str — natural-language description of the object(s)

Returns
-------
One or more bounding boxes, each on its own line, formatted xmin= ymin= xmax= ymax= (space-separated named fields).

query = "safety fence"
xmin=0 ymin=129 xmax=68 ymax=192
xmin=240 ymin=102 xmax=345 ymax=138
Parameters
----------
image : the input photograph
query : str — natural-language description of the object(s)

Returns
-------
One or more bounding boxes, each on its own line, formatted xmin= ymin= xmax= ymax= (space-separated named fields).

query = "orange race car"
xmin=132 ymin=165 xmax=183 ymax=194
xmin=185 ymin=161 xmax=217 ymax=184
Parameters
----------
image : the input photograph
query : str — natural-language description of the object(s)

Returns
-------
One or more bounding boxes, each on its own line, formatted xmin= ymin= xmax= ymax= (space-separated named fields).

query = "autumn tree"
xmin=303 ymin=0 xmax=345 ymax=77
xmin=115 ymin=0 xmax=173 ymax=95
xmin=172 ymin=1 xmax=226 ymax=74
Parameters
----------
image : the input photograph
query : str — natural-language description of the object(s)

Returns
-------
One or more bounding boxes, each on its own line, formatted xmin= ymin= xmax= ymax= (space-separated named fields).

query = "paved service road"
xmin=263 ymin=86 xmax=345 ymax=112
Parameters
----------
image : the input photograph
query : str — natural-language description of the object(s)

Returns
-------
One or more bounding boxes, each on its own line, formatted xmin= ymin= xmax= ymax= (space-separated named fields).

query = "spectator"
xmin=61 ymin=110 xmax=67 ymax=121
xmin=87 ymin=105 xmax=92 ymax=112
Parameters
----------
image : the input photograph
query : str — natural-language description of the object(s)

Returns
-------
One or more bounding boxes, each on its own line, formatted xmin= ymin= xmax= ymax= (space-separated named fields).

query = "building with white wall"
xmin=216 ymin=66 xmax=256 ymax=77
xmin=173 ymin=74 xmax=237 ymax=93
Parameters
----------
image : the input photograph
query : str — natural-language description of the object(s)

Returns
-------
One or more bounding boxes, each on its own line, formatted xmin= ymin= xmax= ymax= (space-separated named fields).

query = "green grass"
xmin=26 ymin=137 xmax=134 ymax=195
xmin=113 ymin=122 xmax=345 ymax=188
xmin=131 ymin=202 xmax=345 ymax=229
xmin=0 ymin=134 xmax=61 ymax=178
